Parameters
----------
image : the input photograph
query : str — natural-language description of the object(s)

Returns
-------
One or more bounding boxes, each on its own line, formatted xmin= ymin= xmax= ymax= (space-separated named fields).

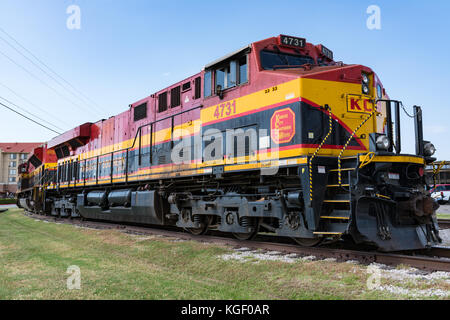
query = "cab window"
xmin=239 ymin=56 xmax=248 ymax=84
xmin=204 ymin=71 xmax=212 ymax=97
xmin=215 ymin=61 xmax=236 ymax=90
xmin=213 ymin=55 xmax=247 ymax=93
xmin=260 ymin=49 xmax=315 ymax=70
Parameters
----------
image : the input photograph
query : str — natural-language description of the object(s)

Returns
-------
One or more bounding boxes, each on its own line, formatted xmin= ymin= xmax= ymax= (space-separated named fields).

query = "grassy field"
xmin=0 ymin=199 xmax=16 ymax=205
xmin=438 ymin=213 xmax=450 ymax=219
xmin=0 ymin=208 xmax=448 ymax=300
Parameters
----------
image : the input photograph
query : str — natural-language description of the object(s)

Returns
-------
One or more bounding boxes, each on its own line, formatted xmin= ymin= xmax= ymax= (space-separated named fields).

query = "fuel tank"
xmin=108 ymin=189 xmax=132 ymax=207
xmin=86 ymin=191 xmax=107 ymax=207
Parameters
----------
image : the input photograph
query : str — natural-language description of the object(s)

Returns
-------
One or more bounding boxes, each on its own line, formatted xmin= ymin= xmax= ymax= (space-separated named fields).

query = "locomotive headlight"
xmin=376 ymin=135 xmax=390 ymax=150
xmin=362 ymin=72 xmax=370 ymax=95
xmin=362 ymin=73 xmax=370 ymax=85
xmin=423 ymin=141 xmax=436 ymax=156
xmin=362 ymin=84 xmax=370 ymax=95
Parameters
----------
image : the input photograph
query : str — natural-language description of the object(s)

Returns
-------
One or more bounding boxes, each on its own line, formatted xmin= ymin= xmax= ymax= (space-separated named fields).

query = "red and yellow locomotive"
xmin=17 ymin=35 xmax=441 ymax=251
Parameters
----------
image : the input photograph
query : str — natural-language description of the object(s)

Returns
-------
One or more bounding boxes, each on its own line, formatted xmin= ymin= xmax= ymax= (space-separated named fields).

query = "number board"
xmin=320 ymin=45 xmax=333 ymax=60
xmin=279 ymin=35 xmax=306 ymax=48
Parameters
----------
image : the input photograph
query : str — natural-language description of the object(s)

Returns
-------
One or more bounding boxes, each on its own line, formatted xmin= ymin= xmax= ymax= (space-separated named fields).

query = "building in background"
xmin=0 ymin=142 xmax=42 ymax=197
xmin=425 ymin=161 xmax=450 ymax=185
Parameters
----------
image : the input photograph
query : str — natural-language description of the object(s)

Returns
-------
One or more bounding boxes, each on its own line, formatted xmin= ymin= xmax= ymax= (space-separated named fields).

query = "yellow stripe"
xmin=330 ymin=168 xmax=354 ymax=172
xmin=52 ymin=157 xmax=308 ymax=188
xmin=320 ymin=216 xmax=350 ymax=220
xmin=313 ymin=232 xmax=343 ymax=235
xmin=359 ymin=155 xmax=424 ymax=165
xmin=33 ymin=77 xmax=425 ymax=190
xmin=58 ymin=79 xmax=300 ymax=164
xmin=327 ymin=184 xmax=350 ymax=187
xmin=201 ymin=79 xmax=300 ymax=124
xmin=44 ymin=163 xmax=57 ymax=169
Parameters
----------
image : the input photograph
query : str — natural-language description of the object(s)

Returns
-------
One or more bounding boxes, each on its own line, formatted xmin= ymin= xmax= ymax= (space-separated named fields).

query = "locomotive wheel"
xmin=232 ymin=218 xmax=261 ymax=240
xmin=186 ymin=224 xmax=208 ymax=236
xmin=185 ymin=216 xmax=211 ymax=235
xmin=292 ymin=237 xmax=323 ymax=247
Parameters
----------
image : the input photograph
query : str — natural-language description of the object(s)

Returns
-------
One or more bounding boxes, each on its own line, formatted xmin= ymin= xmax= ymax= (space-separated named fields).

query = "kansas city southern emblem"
xmin=270 ymin=108 xmax=296 ymax=144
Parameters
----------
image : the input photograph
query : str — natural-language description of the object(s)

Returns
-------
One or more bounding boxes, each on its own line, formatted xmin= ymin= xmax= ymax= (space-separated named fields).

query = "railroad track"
xmin=438 ymin=219 xmax=450 ymax=230
xmin=23 ymin=211 xmax=450 ymax=273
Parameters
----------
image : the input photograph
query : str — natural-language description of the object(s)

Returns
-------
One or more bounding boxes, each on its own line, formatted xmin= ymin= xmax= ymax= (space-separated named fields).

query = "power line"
xmin=0 ymin=80 xmax=72 ymax=128
xmin=0 ymin=28 xmax=105 ymax=115
xmin=0 ymin=100 xmax=61 ymax=135
xmin=0 ymin=95 xmax=64 ymax=131
xmin=0 ymin=48 xmax=99 ymax=118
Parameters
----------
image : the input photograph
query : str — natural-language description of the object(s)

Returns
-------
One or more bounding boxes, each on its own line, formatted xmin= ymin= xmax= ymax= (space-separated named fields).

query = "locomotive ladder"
xmin=314 ymin=107 xmax=378 ymax=235
xmin=313 ymin=157 xmax=356 ymax=236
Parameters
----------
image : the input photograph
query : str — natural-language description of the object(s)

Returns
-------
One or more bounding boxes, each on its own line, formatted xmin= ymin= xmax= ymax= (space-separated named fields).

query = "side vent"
xmin=134 ymin=102 xmax=147 ymax=121
xmin=29 ymin=155 xmax=42 ymax=168
xmin=171 ymin=86 xmax=181 ymax=108
xmin=194 ymin=77 xmax=201 ymax=99
xmin=158 ymin=155 xmax=166 ymax=165
xmin=55 ymin=148 xmax=64 ymax=159
xmin=158 ymin=92 xmax=168 ymax=112
xmin=182 ymin=82 xmax=191 ymax=91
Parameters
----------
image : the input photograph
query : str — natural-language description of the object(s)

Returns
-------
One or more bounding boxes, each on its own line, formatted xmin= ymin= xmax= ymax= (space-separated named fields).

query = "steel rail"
xmin=438 ymin=219 xmax=450 ymax=230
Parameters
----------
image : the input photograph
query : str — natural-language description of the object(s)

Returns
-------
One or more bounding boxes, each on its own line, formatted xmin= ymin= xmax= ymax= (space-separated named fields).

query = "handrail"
xmin=86 ymin=104 xmax=203 ymax=164
xmin=309 ymin=105 xmax=333 ymax=205
xmin=337 ymin=108 xmax=378 ymax=186
xmin=374 ymin=99 xmax=403 ymax=154
xmin=359 ymin=152 xmax=375 ymax=169
xmin=53 ymin=104 xmax=203 ymax=186
xmin=432 ymin=161 xmax=446 ymax=188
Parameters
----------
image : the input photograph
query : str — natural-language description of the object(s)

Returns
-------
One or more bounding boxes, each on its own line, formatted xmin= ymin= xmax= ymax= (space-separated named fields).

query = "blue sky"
xmin=0 ymin=0 xmax=449 ymax=159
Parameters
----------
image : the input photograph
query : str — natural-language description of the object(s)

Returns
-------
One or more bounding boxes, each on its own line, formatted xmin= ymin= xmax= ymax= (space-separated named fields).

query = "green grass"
xmin=0 ymin=209 xmax=447 ymax=300
xmin=437 ymin=213 xmax=450 ymax=220
xmin=0 ymin=199 xmax=15 ymax=205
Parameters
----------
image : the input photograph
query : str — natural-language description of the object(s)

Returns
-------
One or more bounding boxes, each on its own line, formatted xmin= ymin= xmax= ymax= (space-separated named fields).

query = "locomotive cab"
xmin=200 ymin=35 xmax=440 ymax=250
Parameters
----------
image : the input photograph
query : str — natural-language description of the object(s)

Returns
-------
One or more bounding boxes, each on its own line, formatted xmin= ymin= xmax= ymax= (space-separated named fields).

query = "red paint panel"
xmin=47 ymin=123 xmax=91 ymax=149
xmin=101 ymin=117 xmax=115 ymax=151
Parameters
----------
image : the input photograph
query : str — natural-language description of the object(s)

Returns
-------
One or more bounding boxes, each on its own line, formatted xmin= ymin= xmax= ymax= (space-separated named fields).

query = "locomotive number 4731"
xmin=214 ymin=100 xmax=237 ymax=119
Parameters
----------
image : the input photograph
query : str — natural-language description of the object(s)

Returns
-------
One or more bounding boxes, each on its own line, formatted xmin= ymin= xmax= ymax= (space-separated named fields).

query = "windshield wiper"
xmin=272 ymin=64 xmax=313 ymax=70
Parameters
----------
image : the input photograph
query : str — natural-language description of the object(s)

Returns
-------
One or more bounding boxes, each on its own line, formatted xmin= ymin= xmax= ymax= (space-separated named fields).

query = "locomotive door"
xmin=151 ymin=116 xmax=172 ymax=175
xmin=173 ymin=103 xmax=202 ymax=173
xmin=129 ymin=98 xmax=155 ymax=180
xmin=201 ymin=123 xmax=259 ymax=169
xmin=113 ymin=112 xmax=130 ymax=181
xmin=171 ymin=111 xmax=186 ymax=176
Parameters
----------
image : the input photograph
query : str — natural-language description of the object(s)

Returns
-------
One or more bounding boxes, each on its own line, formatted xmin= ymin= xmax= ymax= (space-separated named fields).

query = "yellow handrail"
xmin=359 ymin=152 xmax=376 ymax=169
xmin=432 ymin=161 xmax=446 ymax=187
xmin=309 ymin=105 xmax=333 ymax=204
xmin=338 ymin=109 xmax=378 ymax=186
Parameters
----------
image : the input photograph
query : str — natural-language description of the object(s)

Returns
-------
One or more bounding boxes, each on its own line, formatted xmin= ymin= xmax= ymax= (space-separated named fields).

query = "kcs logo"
xmin=347 ymin=95 xmax=374 ymax=113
